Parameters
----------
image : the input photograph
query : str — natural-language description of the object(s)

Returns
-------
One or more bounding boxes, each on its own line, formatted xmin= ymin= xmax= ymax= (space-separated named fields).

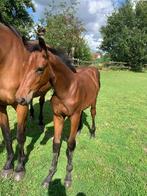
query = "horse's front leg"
xmin=42 ymin=114 xmax=64 ymax=188
xmin=14 ymin=104 xmax=28 ymax=181
xmin=0 ymin=105 xmax=14 ymax=178
xmin=64 ymin=112 xmax=81 ymax=188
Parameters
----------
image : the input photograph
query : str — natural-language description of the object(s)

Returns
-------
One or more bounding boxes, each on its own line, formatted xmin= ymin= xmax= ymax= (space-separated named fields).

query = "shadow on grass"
xmin=76 ymin=193 xmax=86 ymax=196
xmin=24 ymin=100 xmax=53 ymax=164
xmin=48 ymin=179 xmax=66 ymax=196
xmin=47 ymin=179 xmax=86 ymax=196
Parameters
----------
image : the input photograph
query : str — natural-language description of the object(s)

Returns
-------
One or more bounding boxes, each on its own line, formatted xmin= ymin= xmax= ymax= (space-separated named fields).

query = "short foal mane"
xmin=47 ymin=47 xmax=76 ymax=73
xmin=24 ymin=40 xmax=76 ymax=73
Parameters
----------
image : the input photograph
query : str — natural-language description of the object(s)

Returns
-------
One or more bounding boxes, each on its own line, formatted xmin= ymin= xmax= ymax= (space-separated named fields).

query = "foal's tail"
xmin=96 ymin=68 xmax=101 ymax=90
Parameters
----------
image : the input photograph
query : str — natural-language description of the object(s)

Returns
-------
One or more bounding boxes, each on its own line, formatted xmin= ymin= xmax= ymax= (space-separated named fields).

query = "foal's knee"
xmin=53 ymin=142 xmax=61 ymax=153
xmin=91 ymin=107 xmax=96 ymax=117
xmin=67 ymin=140 xmax=76 ymax=151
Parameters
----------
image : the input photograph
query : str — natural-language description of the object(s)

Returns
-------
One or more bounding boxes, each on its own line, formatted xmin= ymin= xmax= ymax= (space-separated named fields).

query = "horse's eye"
xmin=36 ymin=67 xmax=44 ymax=74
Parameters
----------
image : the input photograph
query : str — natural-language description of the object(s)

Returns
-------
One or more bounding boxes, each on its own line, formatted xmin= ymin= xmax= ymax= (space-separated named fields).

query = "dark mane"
xmin=47 ymin=47 xmax=76 ymax=73
xmin=22 ymin=39 xmax=42 ymax=52
xmin=24 ymin=40 xmax=76 ymax=73
xmin=0 ymin=21 xmax=21 ymax=40
xmin=8 ymin=25 xmax=22 ymax=39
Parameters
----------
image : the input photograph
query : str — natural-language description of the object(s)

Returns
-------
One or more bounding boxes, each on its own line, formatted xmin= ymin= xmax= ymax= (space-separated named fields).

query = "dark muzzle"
xmin=16 ymin=97 xmax=28 ymax=105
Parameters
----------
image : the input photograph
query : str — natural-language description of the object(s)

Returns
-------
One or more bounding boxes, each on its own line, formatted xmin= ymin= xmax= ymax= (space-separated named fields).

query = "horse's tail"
xmin=96 ymin=68 xmax=101 ymax=89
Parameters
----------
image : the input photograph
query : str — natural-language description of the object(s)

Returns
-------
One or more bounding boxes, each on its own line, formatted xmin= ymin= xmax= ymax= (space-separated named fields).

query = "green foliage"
xmin=0 ymin=71 xmax=147 ymax=195
xmin=101 ymin=0 xmax=147 ymax=71
xmin=41 ymin=0 xmax=91 ymax=60
xmin=0 ymin=0 xmax=35 ymax=37
xmin=74 ymin=38 xmax=92 ymax=61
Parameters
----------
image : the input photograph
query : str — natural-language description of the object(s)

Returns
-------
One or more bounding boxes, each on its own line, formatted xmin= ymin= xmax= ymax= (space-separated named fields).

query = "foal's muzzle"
xmin=16 ymin=97 xmax=28 ymax=105
xmin=16 ymin=91 xmax=34 ymax=105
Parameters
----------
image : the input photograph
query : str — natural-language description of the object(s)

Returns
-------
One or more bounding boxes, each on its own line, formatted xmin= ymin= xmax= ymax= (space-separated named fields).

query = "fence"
xmin=72 ymin=58 xmax=130 ymax=69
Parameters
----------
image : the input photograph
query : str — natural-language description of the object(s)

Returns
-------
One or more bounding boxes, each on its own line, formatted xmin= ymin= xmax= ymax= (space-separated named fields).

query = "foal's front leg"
xmin=14 ymin=104 xmax=28 ymax=181
xmin=64 ymin=112 xmax=81 ymax=188
xmin=42 ymin=114 xmax=64 ymax=188
xmin=0 ymin=106 xmax=14 ymax=178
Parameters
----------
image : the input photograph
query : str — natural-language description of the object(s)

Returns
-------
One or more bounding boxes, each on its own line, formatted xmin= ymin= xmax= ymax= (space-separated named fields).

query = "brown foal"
xmin=16 ymin=37 xmax=100 ymax=188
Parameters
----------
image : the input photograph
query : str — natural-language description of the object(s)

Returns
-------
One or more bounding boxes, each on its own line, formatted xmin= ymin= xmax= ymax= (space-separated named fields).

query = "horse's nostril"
xmin=16 ymin=97 xmax=26 ymax=105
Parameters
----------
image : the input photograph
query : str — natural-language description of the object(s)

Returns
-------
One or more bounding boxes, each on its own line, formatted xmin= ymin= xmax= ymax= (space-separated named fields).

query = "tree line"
xmin=0 ymin=0 xmax=91 ymax=61
xmin=0 ymin=0 xmax=147 ymax=71
xmin=101 ymin=0 xmax=147 ymax=71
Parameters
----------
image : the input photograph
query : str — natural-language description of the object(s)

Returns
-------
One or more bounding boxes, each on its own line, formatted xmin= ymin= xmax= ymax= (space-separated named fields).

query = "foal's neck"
xmin=49 ymin=53 xmax=75 ymax=98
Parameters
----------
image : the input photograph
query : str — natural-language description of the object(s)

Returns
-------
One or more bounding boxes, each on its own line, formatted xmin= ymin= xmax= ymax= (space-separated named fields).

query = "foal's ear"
xmin=38 ymin=37 xmax=47 ymax=51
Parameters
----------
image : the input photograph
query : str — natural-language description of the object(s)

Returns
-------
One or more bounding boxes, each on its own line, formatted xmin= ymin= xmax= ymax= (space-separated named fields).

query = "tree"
xmin=41 ymin=0 xmax=91 ymax=60
xmin=0 ymin=0 xmax=35 ymax=37
xmin=74 ymin=38 xmax=92 ymax=61
xmin=100 ymin=0 xmax=147 ymax=71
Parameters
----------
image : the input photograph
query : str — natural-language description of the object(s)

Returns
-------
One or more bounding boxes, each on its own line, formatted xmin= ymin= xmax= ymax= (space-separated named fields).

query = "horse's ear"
xmin=38 ymin=37 xmax=47 ymax=51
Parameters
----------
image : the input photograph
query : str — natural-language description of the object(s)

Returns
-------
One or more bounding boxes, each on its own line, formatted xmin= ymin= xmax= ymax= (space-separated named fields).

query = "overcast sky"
xmin=30 ymin=0 xmax=126 ymax=51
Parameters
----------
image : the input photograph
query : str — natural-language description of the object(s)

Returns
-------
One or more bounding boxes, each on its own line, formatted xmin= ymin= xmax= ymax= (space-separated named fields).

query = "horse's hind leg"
xmin=90 ymin=102 xmax=96 ymax=138
xmin=64 ymin=112 xmax=81 ymax=188
xmin=39 ymin=95 xmax=45 ymax=126
xmin=0 ymin=106 xmax=14 ymax=178
xmin=14 ymin=105 xmax=28 ymax=181
xmin=42 ymin=114 xmax=64 ymax=188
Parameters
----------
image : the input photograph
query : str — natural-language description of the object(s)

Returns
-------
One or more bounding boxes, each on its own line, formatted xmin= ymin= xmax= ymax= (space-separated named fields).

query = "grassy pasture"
xmin=0 ymin=70 xmax=147 ymax=196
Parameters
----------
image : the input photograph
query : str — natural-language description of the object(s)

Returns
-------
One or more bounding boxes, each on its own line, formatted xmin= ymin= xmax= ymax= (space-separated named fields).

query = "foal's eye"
xmin=36 ymin=67 xmax=44 ymax=74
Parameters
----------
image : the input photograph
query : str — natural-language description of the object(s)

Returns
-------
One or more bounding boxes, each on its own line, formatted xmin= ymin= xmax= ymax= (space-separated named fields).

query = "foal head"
xmin=16 ymin=37 xmax=52 ymax=105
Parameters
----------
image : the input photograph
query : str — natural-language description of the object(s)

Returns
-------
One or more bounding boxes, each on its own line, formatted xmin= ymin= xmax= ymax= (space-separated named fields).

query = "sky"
xmin=29 ymin=0 xmax=126 ymax=51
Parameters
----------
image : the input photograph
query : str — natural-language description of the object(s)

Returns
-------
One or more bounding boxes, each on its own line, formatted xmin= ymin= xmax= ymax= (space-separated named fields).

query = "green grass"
xmin=0 ymin=70 xmax=147 ymax=196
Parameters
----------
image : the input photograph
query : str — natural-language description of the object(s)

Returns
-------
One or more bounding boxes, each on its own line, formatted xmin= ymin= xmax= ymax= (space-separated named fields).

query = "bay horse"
xmin=16 ymin=37 xmax=100 ymax=188
xmin=0 ymin=22 xmax=30 ymax=180
xmin=0 ymin=23 xmax=77 ymax=181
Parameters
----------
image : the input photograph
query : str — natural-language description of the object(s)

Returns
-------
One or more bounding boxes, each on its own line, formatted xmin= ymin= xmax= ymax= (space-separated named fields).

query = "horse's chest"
xmin=51 ymin=96 xmax=69 ymax=116
xmin=51 ymin=95 xmax=78 ymax=116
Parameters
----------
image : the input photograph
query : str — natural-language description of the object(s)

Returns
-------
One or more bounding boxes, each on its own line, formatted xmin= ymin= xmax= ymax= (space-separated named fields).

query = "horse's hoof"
xmin=42 ymin=181 xmax=49 ymax=189
xmin=64 ymin=180 xmax=72 ymax=188
xmin=14 ymin=171 xmax=25 ymax=181
xmin=1 ymin=169 xmax=13 ymax=179
xmin=90 ymin=133 xmax=95 ymax=139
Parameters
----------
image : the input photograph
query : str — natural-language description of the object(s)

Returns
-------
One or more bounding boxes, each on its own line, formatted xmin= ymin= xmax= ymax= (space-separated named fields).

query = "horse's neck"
xmin=49 ymin=54 xmax=75 ymax=98
xmin=0 ymin=24 xmax=29 ymax=68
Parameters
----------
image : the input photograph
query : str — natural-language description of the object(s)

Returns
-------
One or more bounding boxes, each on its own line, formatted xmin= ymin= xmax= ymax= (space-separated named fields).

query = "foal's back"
xmin=75 ymin=67 xmax=100 ymax=109
xmin=70 ymin=67 xmax=100 ymax=110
